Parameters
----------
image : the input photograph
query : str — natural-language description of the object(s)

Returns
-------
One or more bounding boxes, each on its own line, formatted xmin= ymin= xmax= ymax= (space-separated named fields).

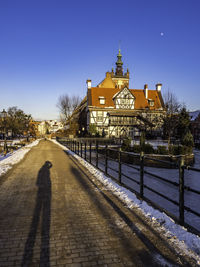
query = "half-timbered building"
xmin=70 ymin=50 xmax=165 ymax=138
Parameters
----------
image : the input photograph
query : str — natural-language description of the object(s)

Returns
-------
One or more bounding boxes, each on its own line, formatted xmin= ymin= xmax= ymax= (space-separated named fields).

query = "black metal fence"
xmin=58 ymin=138 xmax=200 ymax=236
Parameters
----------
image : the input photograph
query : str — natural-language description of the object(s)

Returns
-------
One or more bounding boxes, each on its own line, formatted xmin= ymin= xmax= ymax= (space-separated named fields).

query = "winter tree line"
xmin=0 ymin=106 xmax=35 ymax=139
xmin=163 ymin=91 xmax=194 ymax=147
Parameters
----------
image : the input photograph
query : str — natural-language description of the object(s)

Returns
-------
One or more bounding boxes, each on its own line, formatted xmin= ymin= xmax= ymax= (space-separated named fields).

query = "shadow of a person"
xmin=21 ymin=161 xmax=52 ymax=267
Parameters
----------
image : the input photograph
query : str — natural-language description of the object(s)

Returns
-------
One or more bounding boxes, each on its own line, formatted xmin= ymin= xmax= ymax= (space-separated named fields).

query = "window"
xmin=97 ymin=111 xmax=103 ymax=122
xmin=148 ymin=99 xmax=155 ymax=107
xmin=99 ymin=96 xmax=105 ymax=105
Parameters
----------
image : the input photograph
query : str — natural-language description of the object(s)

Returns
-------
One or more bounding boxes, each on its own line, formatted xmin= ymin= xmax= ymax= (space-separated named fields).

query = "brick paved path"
xmin=0 ymin=140 xmax=197 ymax=266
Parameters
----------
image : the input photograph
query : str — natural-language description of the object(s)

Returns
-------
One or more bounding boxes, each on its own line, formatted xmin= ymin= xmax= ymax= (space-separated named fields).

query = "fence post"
xmin=118 ymin=148 xmax=122 ymax=184
xmin=85 ymin=142 xmax=87 ymax=160
xmin=105 ymin=144 xmax=108 ymax=175
xmin=140 ymin=151 xmax=144 ymax=198
xmin=81 ymin=142 xmax=82 ymax=158
xmin=78 ymin=141 xmax=80 ymax=155
xmin=96 ymin=141 xmax=98 ymax=168
xmin=75 ymin=141 xmax=77 ymax=154
xmin=89 ymin=142 xmax=92 ymax=163
xmin=179 ymin=156 xmax=185 ymax=226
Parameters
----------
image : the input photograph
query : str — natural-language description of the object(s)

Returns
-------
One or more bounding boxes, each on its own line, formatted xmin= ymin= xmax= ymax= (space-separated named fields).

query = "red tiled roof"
xmin=89 ymin=87 xmax=163 ymax=110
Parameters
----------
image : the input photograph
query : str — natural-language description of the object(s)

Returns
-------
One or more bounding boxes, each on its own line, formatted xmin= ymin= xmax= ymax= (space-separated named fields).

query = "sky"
xmin=0 ymin=0 xmax=200 ymax=120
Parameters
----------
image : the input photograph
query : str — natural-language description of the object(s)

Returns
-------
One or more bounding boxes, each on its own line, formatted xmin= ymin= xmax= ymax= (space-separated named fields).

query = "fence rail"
xmin=58 ymin=138 xmax=200 ymax=236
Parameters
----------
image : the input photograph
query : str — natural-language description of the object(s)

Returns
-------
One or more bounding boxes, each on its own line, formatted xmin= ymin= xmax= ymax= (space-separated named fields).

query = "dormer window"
xmin=99 ymin=96 xmax=105 ymax=105
xmin=148 ymin=99 xmax=155 ymax=107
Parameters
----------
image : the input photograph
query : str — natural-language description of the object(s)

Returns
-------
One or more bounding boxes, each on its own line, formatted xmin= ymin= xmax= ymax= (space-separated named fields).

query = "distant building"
xmin=69 ymin=50 xmax=165 ymax=138
xmin=48 ymin=120 xmax=63 ymax=133
xmin=38 ymin=120 xmax=63 ymax=135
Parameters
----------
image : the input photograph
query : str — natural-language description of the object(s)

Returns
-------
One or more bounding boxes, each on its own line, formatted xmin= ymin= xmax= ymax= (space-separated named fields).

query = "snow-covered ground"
xmin=96 ymin=152 xmax=200 ymax=232
xmin=0 ymin=139 xmax=40 ymax=177
xmin=53 ymin=139 xmax=200 ymax=264
xmin=63 ymin=142 xmax=200 ymax=232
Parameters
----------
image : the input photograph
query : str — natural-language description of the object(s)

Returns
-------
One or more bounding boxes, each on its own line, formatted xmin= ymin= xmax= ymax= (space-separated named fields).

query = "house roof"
xmin=88 ymin=87 xmax=163 ymax=110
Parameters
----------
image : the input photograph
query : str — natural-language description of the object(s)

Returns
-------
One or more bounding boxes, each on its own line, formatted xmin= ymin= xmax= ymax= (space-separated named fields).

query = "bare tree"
xmin=163 ymin=90 xmax=181 ymax=114
xmin=71 ymin=95 xmax=81 ymax=111
xmin=56 ymin=94 xmax=81 ymax=123
xmin=163 ymin=90 xmax=182 ymax=146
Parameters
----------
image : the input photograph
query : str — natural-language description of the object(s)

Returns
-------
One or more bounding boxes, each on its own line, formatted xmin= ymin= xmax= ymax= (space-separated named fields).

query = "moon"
xmin=160 ymin=32 xmax=164 ymax=36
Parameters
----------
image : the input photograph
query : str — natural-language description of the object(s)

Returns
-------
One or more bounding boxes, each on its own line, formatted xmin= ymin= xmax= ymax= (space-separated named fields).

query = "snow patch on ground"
xmin=52 ymin=139 xmax=200 ymax=264
xmin=0 ymin=139 xmax=41 ymax=177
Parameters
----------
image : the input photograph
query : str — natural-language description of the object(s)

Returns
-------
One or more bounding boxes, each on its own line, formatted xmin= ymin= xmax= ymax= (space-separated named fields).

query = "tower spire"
xmin=115 ymin=49 xmax=123 ymax=76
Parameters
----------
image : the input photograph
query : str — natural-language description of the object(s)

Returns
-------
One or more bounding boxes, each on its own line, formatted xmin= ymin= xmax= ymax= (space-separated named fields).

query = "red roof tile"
xmin=89 ymin=87 xmax=163 ymax=110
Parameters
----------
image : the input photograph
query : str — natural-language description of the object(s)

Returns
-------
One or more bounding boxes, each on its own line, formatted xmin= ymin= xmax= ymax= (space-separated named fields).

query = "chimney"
xmin=156 ymin=83 xmax=162 ymax=92
xmin=86 ymin=79 xmax=91 ymax=89
xmin=144 ymin=84 xmax=148 ymax=99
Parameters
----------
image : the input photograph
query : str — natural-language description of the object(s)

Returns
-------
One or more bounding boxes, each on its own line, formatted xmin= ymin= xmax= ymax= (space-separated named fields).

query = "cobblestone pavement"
xmin=0 ymin=140 xmax=197 ymax=266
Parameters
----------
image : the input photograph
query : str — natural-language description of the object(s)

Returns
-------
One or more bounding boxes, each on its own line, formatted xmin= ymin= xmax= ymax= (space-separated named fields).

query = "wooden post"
xmin=81 ymin=142 xmax=82 ymax=158
xmin=179 ymin=156 xmax=185 ymax=225
xmin=96 ymin=141 xmax=98 ymax=168
xmin=89 ymin=142 xmax=92 ymax=163
xmin=118 ymin=148 xmax=122 ymax=184
xmin=105 ymin=145 xmax=108 ymax=175
xmin=85 ymin=142 xmax=87 ymax=160
xmin=75 ymin=141 xmax=76 ymax=154
xmin=78 ymin=141 xmax=79 ymax=155
xmin=140 ymin=151 xmax=144 ymax=198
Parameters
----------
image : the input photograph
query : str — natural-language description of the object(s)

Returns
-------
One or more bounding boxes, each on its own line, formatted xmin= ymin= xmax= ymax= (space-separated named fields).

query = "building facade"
xmin=71 ymin=50 xmax=165 ymax=138
xmin=38 ymin=120 xmax=63 ymax=135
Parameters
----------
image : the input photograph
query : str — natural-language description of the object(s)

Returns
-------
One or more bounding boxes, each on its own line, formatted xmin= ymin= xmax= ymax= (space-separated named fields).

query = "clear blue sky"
xmin=0 ymin=0 xmax=200 ymax=120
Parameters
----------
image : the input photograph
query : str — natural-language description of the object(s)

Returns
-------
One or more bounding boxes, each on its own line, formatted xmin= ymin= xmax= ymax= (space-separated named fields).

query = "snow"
xmin=132 ymin=139 xmax=168 ymax=148
xmin=0 ymin=137 xmax=200 ymax=263
xmin=0 ymin=139 xmax=41 ymax=177
xmin=52 ymin=139 xmax=200 ymax=264
xmin=190 ymin=110 xmax=200 ymax=121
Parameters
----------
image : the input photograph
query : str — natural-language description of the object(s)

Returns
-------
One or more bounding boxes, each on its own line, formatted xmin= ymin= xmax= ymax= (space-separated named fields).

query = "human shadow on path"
xmin=21 ymin=161 xmax=52 ymax=267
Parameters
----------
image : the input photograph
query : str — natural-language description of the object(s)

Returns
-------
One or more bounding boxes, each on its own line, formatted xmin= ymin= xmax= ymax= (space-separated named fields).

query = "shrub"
xmin=169 ymin=145 xmax=193 ymax=155
xmin=132 ymin=144 xmax=141 ymax=153
xmin=157 ymin=146 xmax=168 ymax=155
xmin=131 ymin=143 xmax=155 ymax=154
xmin=181 ymin=131 xmax=194 ymax=147
xmin=122 ymin=137 xmax=132 ymax=151
xmin=169 ymin=145 xmax=181 ymax=155
xmin=143 ymin=143 xmax=155 ymax=154
xmin=182 ymin=146 xmax=193 ymax=154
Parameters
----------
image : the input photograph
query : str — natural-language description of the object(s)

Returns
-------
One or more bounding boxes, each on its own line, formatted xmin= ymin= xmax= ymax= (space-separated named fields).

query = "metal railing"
xmin=58 ymin=138 xmax=200 ymax=236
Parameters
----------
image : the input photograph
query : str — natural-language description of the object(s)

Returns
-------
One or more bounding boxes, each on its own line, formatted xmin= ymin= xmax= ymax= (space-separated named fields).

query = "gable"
xmin=113 ymin=87 xmax=135 ymax=109
xmin=97 ymin=72 xmax=115 ymax=88
xmin=113 ymin=87 xmax=135 ymax=100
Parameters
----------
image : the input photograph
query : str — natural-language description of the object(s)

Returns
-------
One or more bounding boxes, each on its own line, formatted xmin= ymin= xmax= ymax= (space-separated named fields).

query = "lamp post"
xmin=0 ymin=109 xmax=8 ymax=155
xmin=82 ymin=127 xmax=85 ymax=137
xmin=26 ymin=122 xmax=29 ymax=142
